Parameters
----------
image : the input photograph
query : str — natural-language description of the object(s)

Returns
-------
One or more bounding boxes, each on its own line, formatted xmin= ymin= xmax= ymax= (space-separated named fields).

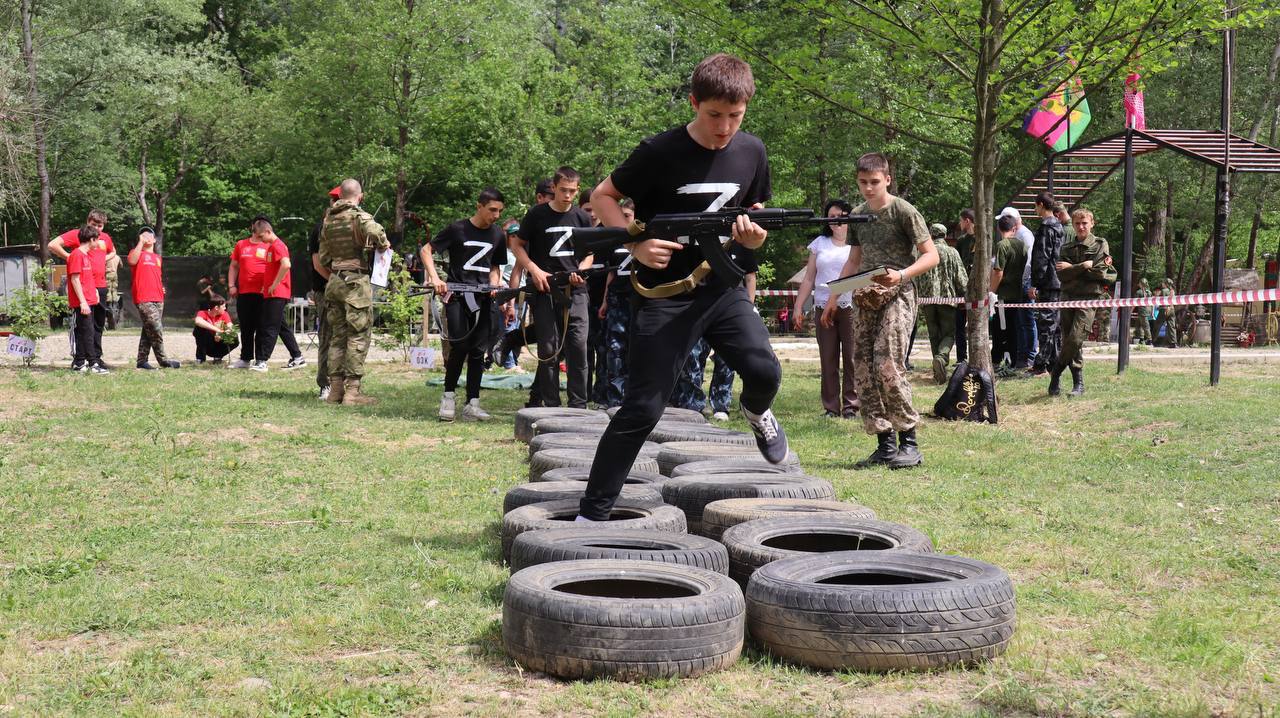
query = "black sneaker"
xmin=137 ymin=361 xmax=158 ymax=370
xmin=161 ymin=359 xmax=181 ymax=369
xmin=743 ymin=408 xmax=789 ymax=464
xmin=70 ymin=361 xmax=87 ymax=372
xmin=90 ymin=364 xmax=111 ymax=375
xmin=284 ymin=356 xmax=306 ymax=370
xmin=95 ymin=360 xmax=112 ymax=370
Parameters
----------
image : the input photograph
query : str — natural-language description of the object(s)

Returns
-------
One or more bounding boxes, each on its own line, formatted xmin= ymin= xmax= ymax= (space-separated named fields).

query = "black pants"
xmin=990 ymin=307 xmax=1023 ymax=366
xmin=1032 ymin=290 xmax=1060 ymax=371
xmin=236 ymin=293 xmax=264 ymax=361
xmin=528 ymin=290 xmax=589 ymax=408
xmin=587 ymin=294 xmax=607 ymax=404
xmin=92 ymin=287 xmax=108 ymax=360
xmin=443 ymin=295 xmax=494 ymax=400
xmin=194 ymin=328 xmax=237 ymax=361
xmin=73 ymin=309 xmax=100 ymax=365
xmin=954 ymin=307 xmax=968 ymax=363
xmin=256 ymin=297 xmax=300 ymax=361
xmin=580 ymin=286 xmax=781 ymax=520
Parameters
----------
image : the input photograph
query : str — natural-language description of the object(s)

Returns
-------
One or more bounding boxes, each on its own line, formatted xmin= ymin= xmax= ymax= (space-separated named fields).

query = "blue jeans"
xmin=1017 ymin=282 xmax=1037 ymax=367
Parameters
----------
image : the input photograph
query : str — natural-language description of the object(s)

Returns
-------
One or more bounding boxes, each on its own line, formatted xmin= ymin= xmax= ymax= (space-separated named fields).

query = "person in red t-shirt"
xmin=127 ymin=227 xmax=180 ymax=370
xmin=193 ymin=294 xmax=238 ymax=363
xmin=66 ymin=225 xmax=108 ymax=373
xmin=227 ymin=217 xmax=273 ymax=369
xmin=49 ymin=209 xmax=117 ymax=367
xmin=253 ymin=216 xmax=306 ymax=370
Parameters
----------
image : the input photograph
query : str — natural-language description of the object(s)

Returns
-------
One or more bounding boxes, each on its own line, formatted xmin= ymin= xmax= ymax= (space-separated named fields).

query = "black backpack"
xmin=932 ymin=361 xmax=999 ymax=424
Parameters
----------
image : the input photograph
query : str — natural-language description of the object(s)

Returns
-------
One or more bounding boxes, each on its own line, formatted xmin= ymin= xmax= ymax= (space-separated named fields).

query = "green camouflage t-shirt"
xmin=993 ymin=235 xmax=1027 ymax=303
xmin=851 ymin=196 xmax=930 ymax=276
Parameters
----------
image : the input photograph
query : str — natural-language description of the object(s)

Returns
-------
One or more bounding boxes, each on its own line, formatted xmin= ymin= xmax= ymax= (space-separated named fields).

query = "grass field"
xmin=0 ymin=358 xmax=1277 ymax=717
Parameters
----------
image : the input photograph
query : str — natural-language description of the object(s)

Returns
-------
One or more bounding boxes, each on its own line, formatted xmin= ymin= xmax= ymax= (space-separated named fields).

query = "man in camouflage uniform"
xmin=1051 ymin=208 xmax=1117 ymax=397
xmin=916 ymin=223 xmax=967 ymax=384
xmin=1029 ymin=192 xmax=1065 ymax=374
xmin=822 ymin=153 xmax=939 ymax=469
xmin=1132 ymin=277 xmax=1153 ymax=344
xmin=318 ymin=178 xmax=390 ymax=405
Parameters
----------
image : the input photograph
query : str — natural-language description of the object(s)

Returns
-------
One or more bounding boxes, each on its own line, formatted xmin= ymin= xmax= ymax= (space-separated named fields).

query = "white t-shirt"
xmin=808 ymin=235 xmax=853 ymax=308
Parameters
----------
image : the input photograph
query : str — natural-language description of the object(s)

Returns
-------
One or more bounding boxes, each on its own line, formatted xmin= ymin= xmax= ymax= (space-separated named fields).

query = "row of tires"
xmin=498 ymin=406 xmax=1017 ymax=680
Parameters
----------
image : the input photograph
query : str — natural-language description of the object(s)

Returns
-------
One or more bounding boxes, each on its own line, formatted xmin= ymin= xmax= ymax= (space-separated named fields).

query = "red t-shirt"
xmin=131 ymin=249 xmax=165 ymax=304
xmin=66 ymin=249 xmax=99 ymax=308
xmin=264 ymin=238 xmax=292 ymax=299
xmin=231 ymin=238 xmax=270 ymax=295
xmin=197 ymin=308 xmax=232 ymax=329
xmin=59 ymin=229 xmax=115 ymax=288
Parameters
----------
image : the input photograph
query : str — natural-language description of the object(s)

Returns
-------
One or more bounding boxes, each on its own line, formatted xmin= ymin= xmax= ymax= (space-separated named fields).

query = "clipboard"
xmin=824 ymin=266 xmax=888 ymax=294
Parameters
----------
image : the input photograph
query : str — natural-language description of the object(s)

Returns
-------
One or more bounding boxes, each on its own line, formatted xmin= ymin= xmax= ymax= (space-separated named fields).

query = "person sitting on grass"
xmin=193 ymin=294 xmax=238 ymax=364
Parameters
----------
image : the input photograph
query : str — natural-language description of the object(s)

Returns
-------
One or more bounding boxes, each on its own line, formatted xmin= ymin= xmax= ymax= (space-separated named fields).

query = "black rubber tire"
xmin=529 ymin=448 xmax=661 ymax=482
xmin=607 ymin=406 xmax=708 ymax=424
xmin=509 ymin=528 xmax=729 ymax=574
xmin=527 ymin=433 xmax=661 ymax=460
xmin=515 ymin=408 xmax=607 ymax=443
xmin=701 ymin=498 xmax=878 ymax=542
xmin=722 ymin=516 xmax=933 ymax=586
xmin=646 ymin=422 xmax=755 ymax=445
xmin=656 ymin=441 xmax=799 ymax=476
xmin=503 ymin=559 xmax=745 ymax=680
xmin=659 ymin=474 xmax=835 ymax=535
xmin=745 ymin=552 xmax=1016 ymax=671
xmin=671 ymin=459 xmax=804 ymax=478
xmin=501 ymin=499 xmax=688 ymax=562
xmin=536 ymin=466 xmax=669 ymax=486
xmin=503 ymin=481 xmax=665 ymax=515
xmin=528 ymin=416 xmax=609 ymax=438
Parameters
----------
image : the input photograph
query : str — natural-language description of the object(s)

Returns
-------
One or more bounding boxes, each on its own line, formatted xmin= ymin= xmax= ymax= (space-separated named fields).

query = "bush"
xmin=373 ymin=254 xmax=422 ymax=362
xmin=4 ymin=266 xmax=66 ymax=366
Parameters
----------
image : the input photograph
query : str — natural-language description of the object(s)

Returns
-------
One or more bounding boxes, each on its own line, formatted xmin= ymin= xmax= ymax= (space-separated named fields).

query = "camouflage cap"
xmin=929 ymin=223 xmax=947 ymax=239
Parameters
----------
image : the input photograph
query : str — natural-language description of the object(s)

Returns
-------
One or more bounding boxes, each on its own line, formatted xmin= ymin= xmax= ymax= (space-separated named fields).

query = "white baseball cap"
xmin=997 ymin=207 xmax=1021 ymax=221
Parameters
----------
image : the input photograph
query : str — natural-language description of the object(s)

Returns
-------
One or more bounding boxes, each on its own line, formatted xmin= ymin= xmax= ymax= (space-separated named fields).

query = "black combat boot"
xmin=889 ymin=428 xmax=923 ymax=469
xmin=854 ymin=432 xmax=897 ymax=469
xmin=1068 ymin=367 xmax=1085 ymax=397
xmin=1048 ymin=364 xmax=1064 ymax=396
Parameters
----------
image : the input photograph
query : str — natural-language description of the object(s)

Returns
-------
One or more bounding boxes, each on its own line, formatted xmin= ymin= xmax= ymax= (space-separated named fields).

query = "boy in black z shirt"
xmin=578 ymin=53 xmax=787 ymax=522
xmin=510 ymin=166 xmax=595 ymax=408
xmin=423 ymin=187 xmax=512 ymax=422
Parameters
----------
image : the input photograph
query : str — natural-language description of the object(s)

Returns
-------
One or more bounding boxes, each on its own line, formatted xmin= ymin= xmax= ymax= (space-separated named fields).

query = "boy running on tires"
xmin=578 ymin=53 xmax=786 ymax=522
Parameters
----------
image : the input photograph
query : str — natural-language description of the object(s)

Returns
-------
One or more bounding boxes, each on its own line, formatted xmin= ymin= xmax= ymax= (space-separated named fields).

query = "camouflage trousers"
xmin=670 ymin=338 xmax=736 ymax=414
xmin=604 ymin=299 xmax=633 ymax=408
xmin=1059 ymin=307 xmax=1092 ymax=370
xmin=1131 ymin=311 xmax=1152 ymax=342
xmin=325 ymin=271 xmax=374 ymax=380
xmin=853 ymin=285 xmax=919 ymax=434
xmin=136 ymin=301 xmax=169 ymax=364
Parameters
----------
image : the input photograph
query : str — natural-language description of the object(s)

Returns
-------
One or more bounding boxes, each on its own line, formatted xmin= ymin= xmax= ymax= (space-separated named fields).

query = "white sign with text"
xmin=6 ymin=335 xmax=35 ymax=358
xmin=408 ymin=346 xmax=435 ymax=369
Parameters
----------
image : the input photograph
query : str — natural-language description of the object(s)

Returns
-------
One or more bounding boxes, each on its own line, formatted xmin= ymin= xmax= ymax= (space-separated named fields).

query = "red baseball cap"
xmin=328 ymin=185 xmax=341 ymax=199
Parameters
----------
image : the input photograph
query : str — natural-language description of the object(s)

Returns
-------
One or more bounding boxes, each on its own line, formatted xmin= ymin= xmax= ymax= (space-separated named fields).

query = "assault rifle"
xmin=407 ymin=265 xmax=610 ymax=302
xmin=571 ymin=207 xmax=875 ymax=286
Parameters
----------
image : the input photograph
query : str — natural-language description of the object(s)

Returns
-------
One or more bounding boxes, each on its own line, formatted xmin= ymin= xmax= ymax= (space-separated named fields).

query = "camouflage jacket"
xmin=916 ymin=242 xmax=967 ymax=299
xmin=1057 ymin=234 xmax=1117 ymax=299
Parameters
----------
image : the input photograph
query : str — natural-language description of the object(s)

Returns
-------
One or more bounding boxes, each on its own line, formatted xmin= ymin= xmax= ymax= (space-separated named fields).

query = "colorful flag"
xmin=1023 ymin=74 xmax=1092 ymax=151
xmin=1124 ymin=72 xmax=1146 ymax=130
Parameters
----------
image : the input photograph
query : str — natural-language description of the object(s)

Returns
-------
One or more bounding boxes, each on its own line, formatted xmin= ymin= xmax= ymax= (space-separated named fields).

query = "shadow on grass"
xmin=387 ymin=527 xmax=504 ymax=565
xmin=236 ymin=388 xmax=319 ymax=406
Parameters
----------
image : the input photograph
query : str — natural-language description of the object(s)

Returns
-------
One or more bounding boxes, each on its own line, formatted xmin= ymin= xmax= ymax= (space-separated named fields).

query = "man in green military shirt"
xmin=1132 ymin=277 xmax=1153 ymax=345
xmin=1152 ymin=278 xmax=1177 ymax=347
xmin=1050 ymin=208 xmax=1117 ymax=397
xmin=917 ymin=223 xmax=967 ymax=383
xmin=317 ymin=178 xmax=390 ymax=406
xmin=989 ymin=214 xmax=1027 ymax=370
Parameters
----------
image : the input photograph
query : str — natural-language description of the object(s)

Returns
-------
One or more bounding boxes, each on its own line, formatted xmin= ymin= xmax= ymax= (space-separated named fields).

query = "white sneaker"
xmin=439 ymin=392 xmax=456 ymax=422
xmin=461 ymin=398 xmax=491 ymax=422
xmin=230 ymin=359 xmax=251 ymax=369
xmin=250 ymin=361 xmax=269 ymax=373
xmin=319 ymin=386 xmax=330 ymax=401
xmin=712 ymin=411 xmax=730 ymax=422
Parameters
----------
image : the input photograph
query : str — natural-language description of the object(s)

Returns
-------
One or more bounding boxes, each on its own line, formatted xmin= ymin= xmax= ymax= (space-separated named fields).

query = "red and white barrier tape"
xmin=758 ymin=287 xmax=1278 ymax=310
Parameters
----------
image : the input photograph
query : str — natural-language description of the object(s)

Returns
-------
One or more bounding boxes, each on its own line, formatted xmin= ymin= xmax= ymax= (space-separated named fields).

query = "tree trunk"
xmin=394 ymin=0 xmax=413 ymax=236
xmin=136 ymin=147 xmax=155 ymax=228
xmin=20 ymin=0 xmax=51 ymax=267
xmin=1245 ymin=106 xmax=1279 ymax=270
xmin=1186 ymin=231 xmax=1215 ymax=293
xmin=963 ymin=0 xmax=1003 ymax=376
xmin=152 ymin=158 xmax=190 ymax=253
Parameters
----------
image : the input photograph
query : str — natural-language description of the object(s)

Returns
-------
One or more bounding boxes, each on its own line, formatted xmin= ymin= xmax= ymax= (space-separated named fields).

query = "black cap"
xmin=535 ymin=178 xmax=553 ymax=196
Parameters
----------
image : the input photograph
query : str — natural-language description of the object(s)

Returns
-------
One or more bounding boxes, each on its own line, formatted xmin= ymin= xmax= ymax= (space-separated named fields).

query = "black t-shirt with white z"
xmin=607 ymin=245 xmax=636 ymax=298
xmin=431 ymin=219 xmax=508 ymax=284
xmin=609 ymin=126 xmax=771 ymax=288
xmin=518 ymin=202 xmax=594 ymax=282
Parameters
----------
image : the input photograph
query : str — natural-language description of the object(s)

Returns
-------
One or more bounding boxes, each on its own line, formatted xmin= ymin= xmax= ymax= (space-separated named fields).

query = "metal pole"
xmin=1118 ymin=126 xmax=1136 ymax=373
xmin=1211 ymin=25 xmax=1234 ymax=386
xmin=1046 ymin=154 xmax=1055 ymax=192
